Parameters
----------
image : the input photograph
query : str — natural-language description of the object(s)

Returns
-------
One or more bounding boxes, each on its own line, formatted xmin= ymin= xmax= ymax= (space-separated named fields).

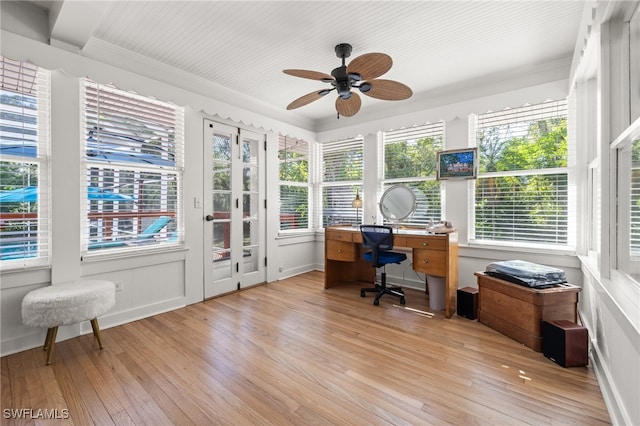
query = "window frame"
xmin=278 ymin=135 xmax=311 ymax=233
xmin=80 ymin=79 xmax=184 ymax=257
xmin=318 ymin=137 xmax=364 ymax=228
xmin=0 ymin=58 xmax=51 ymax=269
xmin=381 ymin=122 xmax=444 ymax=226
xmin=470 ymin=99 xmax=575 ymax=251
xmin=613 ymin=116 xmax=640 ymax=281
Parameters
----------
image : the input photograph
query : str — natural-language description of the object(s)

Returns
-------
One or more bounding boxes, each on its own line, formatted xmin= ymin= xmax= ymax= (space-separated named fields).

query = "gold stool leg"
xmin=43 ymin=327 xmax=54 ymax=352
xmin=45 ymin=326 xmax=58 ymax=365
xmin=90 ymin=318 xmax=104 ymax=349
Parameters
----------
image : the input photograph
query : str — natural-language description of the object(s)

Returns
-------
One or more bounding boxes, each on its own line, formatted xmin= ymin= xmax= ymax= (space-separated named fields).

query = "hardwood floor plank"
xmin=51 ymin=344 xmax=95 ymax=426
xmin=107 ymin=323 xmax=211 ymax=425
xmin=56 ymin=341 xmax=113 ymax=425
xmin=4 ymin=352 xmax=31 ymax=421
xmin=0 ymin=357 xmax=11 ymax=415
xmin=1 ymin=272 xmax=610 ymax=425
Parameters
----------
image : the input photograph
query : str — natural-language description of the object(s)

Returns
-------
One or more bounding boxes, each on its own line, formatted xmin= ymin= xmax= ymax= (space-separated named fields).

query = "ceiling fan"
xmin=283 ymin=43 xmax=413 ymax=118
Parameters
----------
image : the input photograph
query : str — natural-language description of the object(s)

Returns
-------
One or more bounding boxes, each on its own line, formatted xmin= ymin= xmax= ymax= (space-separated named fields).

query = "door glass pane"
xmin=241 ymin=135 xmax=260 ymax=274
xmin=213 ymin=134 xmax=232 ymax=161
xmin=211 ymin=132 xmax=232 ymax=280
xmin=242 ymin=137 xmax=259 ymax=164
xmin=243 ymin=219 xmax=259 ymax=273
xmin=213 ymin=164 xmax=231 ymax=190
xmin=213 ymin=222 xmax=231 ymax=279
xmin=243 ymin=166 xmax=258 ymax=191
xmin=213 ymin=193 xmax=231 ymax=215
xmin=243 ymin=193 xmax=259 ymax=220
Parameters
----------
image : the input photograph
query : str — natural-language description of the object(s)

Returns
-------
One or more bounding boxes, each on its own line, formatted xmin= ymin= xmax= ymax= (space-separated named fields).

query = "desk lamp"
xmin=352 ymin=190 xmax=363 ymax=226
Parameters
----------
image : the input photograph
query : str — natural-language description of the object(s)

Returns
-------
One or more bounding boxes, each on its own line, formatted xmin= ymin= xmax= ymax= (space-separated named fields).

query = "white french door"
xmin=204 ymin=120 xmax=266 ymax=298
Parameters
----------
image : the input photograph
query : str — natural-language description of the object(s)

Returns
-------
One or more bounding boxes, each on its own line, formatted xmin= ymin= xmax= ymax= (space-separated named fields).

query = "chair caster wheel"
xmin=400 ymin=297 xmax=406 ymax=305
xmin=360 ymin=291 xmax=366 ymax=297
xmin=373 ymin=299 xmax=379 ymax=306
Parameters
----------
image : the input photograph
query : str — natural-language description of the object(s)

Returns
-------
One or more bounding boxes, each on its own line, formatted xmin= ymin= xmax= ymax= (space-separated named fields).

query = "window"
xmin=615 ymin=118 xmax=640 ymax=279
xmin=320 ymin=138 xmax=363 ymax=227
xmin=0 ymin=57 xmax=50 ymax=267
xmin=615 ymin=5 xmax=640 ymax=280
xmin=81 ymin=80 xmax=183 ymax=254
xmin=279 ymin=135 xmax=310 ymax=231
xmin=473 ymin=99 xmax=572 ymax=248
xmin=382 ymin=123 xmax=443 ymax=226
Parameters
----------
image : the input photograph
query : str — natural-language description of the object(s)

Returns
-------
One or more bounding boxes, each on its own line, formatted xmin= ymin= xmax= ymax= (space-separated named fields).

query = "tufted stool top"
xmin=22 ymin=280 xmax=116 ymax=328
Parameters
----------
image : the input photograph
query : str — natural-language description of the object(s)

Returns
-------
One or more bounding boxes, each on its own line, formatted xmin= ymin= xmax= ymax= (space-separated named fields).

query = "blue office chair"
xmin=360 ymin=225 xmax=407 ymax=306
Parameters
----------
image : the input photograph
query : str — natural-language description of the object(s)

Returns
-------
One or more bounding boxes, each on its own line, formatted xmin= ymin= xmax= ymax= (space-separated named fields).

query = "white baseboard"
xmin=590 ymin=337 xmax=630 ymax=426
xmin=1 ymin=297 xmax=186 ymax=358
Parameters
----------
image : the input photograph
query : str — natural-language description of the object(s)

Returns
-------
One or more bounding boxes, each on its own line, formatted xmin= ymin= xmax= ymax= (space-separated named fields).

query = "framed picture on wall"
xmin=436 ymin=148 xmax=478 ymax=180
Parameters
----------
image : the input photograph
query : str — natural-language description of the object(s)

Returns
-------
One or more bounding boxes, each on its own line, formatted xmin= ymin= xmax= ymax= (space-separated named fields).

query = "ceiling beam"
xmin=48 ymin=0 xmax=111 ymax=51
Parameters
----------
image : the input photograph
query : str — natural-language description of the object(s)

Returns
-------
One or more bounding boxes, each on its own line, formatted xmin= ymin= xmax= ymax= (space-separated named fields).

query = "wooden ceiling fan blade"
xmin=287 ymin=90 xmax=326 ymax=110
xmin=362 ymin=79 xmax=413 ymax=100
xmin=347 ymin=53 xmax=392 ymax=81
xmin=335 ymin=92 xmax=361 ymax=117
xmin=283 ymin=69 xmax=334 ymax=82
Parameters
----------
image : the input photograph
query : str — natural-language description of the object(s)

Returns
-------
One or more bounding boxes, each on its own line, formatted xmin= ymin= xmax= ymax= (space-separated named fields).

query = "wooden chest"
xmin=474 ymin=272 xmax=581 ymax=352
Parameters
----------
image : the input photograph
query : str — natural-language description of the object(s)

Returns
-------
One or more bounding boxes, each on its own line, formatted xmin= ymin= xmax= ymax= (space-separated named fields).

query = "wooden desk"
xmin=324 ymin=226 xmax=459 ymax=318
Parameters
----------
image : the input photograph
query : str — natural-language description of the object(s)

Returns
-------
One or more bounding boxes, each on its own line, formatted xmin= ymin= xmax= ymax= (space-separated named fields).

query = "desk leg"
xmin=445 ymin=245 xmax=459 ymax=318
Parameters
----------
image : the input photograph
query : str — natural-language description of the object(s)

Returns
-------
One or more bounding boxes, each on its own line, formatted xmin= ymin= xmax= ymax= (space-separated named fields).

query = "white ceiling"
xmin=23 ymin=1 xmax=586 ymax=130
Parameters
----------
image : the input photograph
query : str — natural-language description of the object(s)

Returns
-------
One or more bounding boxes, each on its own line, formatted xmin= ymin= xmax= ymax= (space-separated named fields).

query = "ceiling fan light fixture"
xmin=337 ymin=81 xmax=351 ymax=97
xmin=358 ymin=82 xmax=372 ymax=93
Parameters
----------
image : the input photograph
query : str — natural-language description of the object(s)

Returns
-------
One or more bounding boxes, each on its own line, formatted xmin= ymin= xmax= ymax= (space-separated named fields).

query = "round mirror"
xmin=379 ymin=185 xmax=416 ymax=222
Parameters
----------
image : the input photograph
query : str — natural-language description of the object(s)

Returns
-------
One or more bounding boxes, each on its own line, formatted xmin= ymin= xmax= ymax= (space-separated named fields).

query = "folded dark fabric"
xmin=485 ymin=260 xmax=567 ymax=288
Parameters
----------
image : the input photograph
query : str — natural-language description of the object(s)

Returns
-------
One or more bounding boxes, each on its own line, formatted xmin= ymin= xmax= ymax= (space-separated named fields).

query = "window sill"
xmin=461 ymin=242 xmax=579 ymax=269
xmin=276 ymin=230 xmax=316 ymax=239
xmin=467 ymin=239 xmax=576 ymax=255
xmin=276 ymin=230 xmax=317 ymax=246
xmin=81 ymin=244 xmax=188 ymax=263
xmin=579 ymin=255 xmax=640 ymax=337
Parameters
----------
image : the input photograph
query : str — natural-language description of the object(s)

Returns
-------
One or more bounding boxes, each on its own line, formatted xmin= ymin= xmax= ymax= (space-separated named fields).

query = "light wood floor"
xmin=2 ymin=271 xmax=610 ymax=425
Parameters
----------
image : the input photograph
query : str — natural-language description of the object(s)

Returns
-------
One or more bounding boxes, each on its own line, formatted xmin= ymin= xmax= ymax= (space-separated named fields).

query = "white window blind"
xmin=0 ymin=57 xmax=50 ymax=268
xmin=279 ymin=135 xmax=310 ymax=231
xmin=382 ymin=122 xmax=443 ymax=225
xmin=630 ymin=137 xmax=640 ymax=256
xmin=82 ymin=80 xmax=183 ymax=254
xmin=473 ymin=99 xmax=571 ymax=247
xmin=320 ymin=138 xmax=363 ymax=227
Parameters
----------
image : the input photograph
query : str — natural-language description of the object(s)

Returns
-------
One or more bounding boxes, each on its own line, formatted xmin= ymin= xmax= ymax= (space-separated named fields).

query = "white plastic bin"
xmin=426 ymin=275 xmax=446 ymax=310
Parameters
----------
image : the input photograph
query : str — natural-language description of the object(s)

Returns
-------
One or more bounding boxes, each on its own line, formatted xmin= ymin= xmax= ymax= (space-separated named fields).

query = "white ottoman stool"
xmin=22 ymin=280 xmax=116 ymax=365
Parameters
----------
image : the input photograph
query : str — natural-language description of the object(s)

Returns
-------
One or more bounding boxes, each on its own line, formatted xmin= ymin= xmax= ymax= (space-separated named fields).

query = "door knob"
xmin=205 ymin=215 xmax=214 ymax=221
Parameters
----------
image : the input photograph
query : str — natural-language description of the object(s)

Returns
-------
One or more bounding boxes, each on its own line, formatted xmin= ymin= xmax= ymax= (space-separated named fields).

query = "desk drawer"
xmin=326 ymin=240 xmax=357 ymax=261
xmin=413 ymin=249 xmax=447 ymax=275
xmin=404 ymin=237 xmax=446 ymax=251
xmin=325 ymin=229 xmax=353 ymax=242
